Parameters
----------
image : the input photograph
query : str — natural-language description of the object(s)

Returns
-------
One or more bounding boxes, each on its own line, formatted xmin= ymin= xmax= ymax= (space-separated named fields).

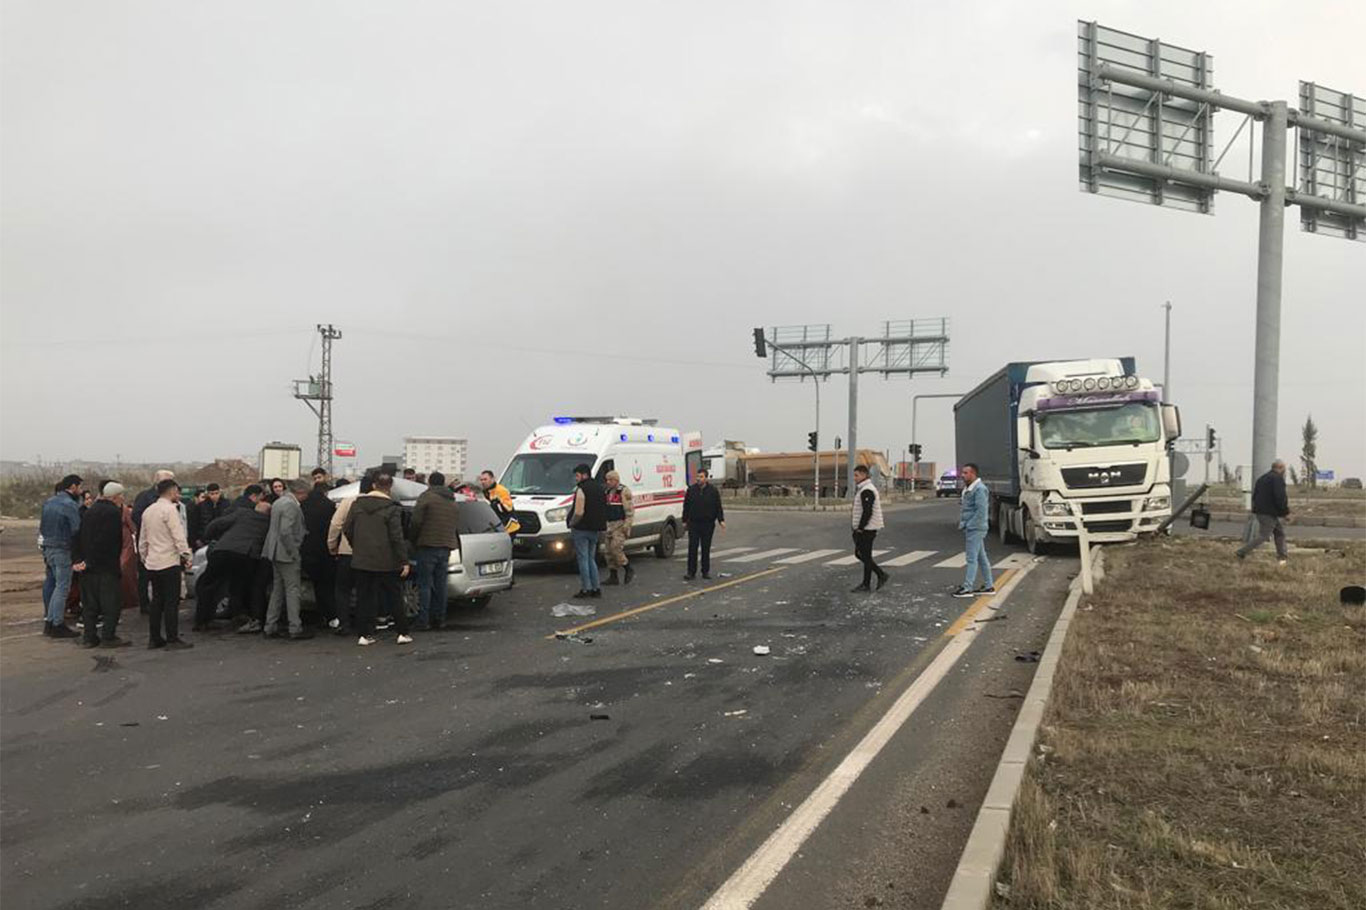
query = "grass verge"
xmin=995 ymin=536 xmax=1366 ymax=909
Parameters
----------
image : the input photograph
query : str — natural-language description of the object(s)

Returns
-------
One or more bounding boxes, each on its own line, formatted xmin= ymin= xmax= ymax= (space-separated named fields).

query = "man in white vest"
xmin=850 ymin=464 xmax=889 ymax=592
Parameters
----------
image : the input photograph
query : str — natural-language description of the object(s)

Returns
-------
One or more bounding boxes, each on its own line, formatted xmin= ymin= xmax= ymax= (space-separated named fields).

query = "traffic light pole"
xmin=760 ymin=335 xmax=822 ymax=511
xmin=911 ymin=393 xmax=966 ymax=485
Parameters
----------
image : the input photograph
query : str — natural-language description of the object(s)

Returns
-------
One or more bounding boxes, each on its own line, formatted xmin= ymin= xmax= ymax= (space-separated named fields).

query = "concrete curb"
xmin=938 ymin=547 xmax=1104 ymax=910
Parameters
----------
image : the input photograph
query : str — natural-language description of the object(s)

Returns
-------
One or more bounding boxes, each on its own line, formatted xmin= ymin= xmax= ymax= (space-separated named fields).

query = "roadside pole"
xmin=847 ymin=339 xmax=859 ymax=497
xmin=1251 ymin=101 xmax=1288 ymax=479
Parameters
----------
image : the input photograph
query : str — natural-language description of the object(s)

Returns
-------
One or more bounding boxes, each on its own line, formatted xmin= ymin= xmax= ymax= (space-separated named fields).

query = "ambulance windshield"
xmin=503 ymin=453 xmax=592 ymax=496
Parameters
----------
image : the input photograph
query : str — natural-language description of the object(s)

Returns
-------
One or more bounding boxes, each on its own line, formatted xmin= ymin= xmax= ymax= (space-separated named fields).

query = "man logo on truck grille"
xmin=1088 ymin=470 xmax=1114 ymax=484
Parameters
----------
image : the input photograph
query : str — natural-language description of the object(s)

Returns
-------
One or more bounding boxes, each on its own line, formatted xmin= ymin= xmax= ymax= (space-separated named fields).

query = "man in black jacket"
xmin=409 ymin=472 xmax=459 ymax=629
xmin=344 ymin=473 xmax=412 ymax=645
xmin=568 ymin=464 xmax=607 ymax=599
xmin=72 ymin=483 xmax=131 ymax=647
xmin=300 ymin=479 xmax=338 ymax=629
xmin=1236 ymin=460 xmax=1291 ymax=563
xmin=195 ymin=484 xmax=229 ymax=544
xmin=682 ymin=469 xmax=725 ymax=580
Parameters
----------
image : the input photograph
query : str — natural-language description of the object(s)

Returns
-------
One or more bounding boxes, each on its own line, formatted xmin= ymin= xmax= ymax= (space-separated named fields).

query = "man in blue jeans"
xmin=39 ymin=475 xmax=84 ymax=638
xmin=953 ymin=463 xmax=994 ymax=597
xmin=569 ymin=464 xmax=607 ymax=599
xmin=408 ymin=472 xmax=460 ymax=630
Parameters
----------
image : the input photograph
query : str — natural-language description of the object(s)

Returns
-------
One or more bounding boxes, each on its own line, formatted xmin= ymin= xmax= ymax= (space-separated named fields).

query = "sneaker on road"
xmin=875 ymin=572 xmax=890 ymax=591
xmin=327 ymin=618 xmax=341 ymax=630
xmin=976 ymin=586 xmax=997 ymax=595
xmin=396 ymin=634 xmax=413 ymax=645
xmin=237 ymin=620 xmax=263 ymax=634
xmin=850 ymin=584 xmax=871 ymax=593
xmin=951 ymin=586 xmax=975 ymax=598
xmin=357 ymin=635 xmax=376 ymax=646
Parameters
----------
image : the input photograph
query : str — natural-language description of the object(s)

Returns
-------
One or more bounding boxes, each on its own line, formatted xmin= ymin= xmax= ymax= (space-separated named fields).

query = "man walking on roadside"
xmin=569 ymin=464 xmax=607 ymax=598
xmin=301 ymin=475 xmax=338 ymax=630
xmin=344 ymin=473 xmax=412 ymax=645
xmin=602 ymin=470 xmax=635 ymax=586
xmin=952 ymin=463 xmax=993 ymax=598
xmin=1236 ymin=459 xmax=1291 ymax=565
xmin=39 ymin=474 xmax=84 ymax=639
xmin=262 ymin=480 xmax=311 ymax=640
xmin=138 ymin=479 xmax=194 ymax=648
xmin=850 ymin=464 xmax=889 ymax=592
xmin=72 ymin=483 xmax=130 ymax=648
xmin=409 ymin=471 xmax=459 ymax=630
xmin=682 ymin=468 xmax=725 ymax=581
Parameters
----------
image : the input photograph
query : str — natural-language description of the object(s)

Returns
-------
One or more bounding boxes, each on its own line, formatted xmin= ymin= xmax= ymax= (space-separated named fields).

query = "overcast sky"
xmin=3 ymin=1 xmax=1363 ymax=480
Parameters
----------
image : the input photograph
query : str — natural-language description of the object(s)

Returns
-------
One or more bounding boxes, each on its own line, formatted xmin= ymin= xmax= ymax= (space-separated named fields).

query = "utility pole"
xmin=293 ymin=324 xmax=343 ymax=476
xmin=846 ymin=338 xmax=858 ymax=497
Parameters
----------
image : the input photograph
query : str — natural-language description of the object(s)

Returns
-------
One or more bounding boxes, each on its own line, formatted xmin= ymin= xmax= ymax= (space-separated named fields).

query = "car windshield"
xmin=1038 ymin=402 xmax=1161 ymax=449
xmin=502 ymin=453 xmax=592 ymax=496
xmin=456 ymin=500 xmax=506 ymax=535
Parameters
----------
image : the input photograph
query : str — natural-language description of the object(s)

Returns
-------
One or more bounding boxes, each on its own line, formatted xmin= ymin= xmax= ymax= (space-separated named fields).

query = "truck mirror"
xmin=1161 ymin=404 xmax=1182 ymax=441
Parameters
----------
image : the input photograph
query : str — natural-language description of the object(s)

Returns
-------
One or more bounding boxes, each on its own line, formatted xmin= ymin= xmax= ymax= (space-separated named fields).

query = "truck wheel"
xmin=1023 ymin=511 xmax=1046 ymax=555
xmin=998 ymin=504 xmax=1014 ymax=544
xmin=654 ymin=522 xmax=677 ymax=559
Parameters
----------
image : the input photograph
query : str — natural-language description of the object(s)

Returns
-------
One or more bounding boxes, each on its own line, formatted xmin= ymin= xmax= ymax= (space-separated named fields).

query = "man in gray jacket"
xmin=263 ymin=480 xmax=311 ymax=639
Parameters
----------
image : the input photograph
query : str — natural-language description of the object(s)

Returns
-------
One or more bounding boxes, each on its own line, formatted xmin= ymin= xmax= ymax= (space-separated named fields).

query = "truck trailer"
xmin=954 ymin=358 xmax=1180 ymax=552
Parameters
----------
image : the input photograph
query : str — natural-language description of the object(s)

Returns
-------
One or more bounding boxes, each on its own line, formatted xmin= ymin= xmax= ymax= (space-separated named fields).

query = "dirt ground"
xmin=0 ymin=520 xmax=44 ymax=623
xmin=994 ymin=536 xmax=1366 ymax=909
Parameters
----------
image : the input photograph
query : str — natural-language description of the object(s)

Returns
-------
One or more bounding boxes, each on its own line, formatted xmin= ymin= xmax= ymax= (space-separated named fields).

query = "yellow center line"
xmin=944 ymin=569 xmax=1016 ymax=636
xmin=545 ymin=567 xmax=787 ymax=639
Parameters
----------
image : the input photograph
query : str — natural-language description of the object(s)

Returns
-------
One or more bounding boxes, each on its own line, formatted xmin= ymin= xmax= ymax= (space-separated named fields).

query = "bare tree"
xmin=1300 ymin=414 xmax=1318 ymax=490
xmin=1288 ymin=465 xmax=1300 ymax=486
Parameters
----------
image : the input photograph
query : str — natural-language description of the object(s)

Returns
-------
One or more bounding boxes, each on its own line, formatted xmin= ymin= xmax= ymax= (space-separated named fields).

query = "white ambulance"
xmin=500 ymin=417 xmax=704 ymax=561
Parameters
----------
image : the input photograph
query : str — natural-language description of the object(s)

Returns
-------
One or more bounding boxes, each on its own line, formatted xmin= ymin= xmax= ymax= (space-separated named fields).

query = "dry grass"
xmin=1206 ymin=484 xmax=1366 ymax=520
xmin=995 ymin=537 xmax=1366 ymax=909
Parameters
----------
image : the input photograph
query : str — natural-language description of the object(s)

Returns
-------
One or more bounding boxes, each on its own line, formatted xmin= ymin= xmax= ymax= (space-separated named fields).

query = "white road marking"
xmin=933 ymin=553 xmax=968 ymax=568
xmin=708 ymin=547 xmax=757 ymax=559
xmin=825 ymin=549 xmax=889 ymax=566
xmin=993 ymin=553 xmax=1033 ymax=570
xmin=772 ymin=549 xmax=844 ymax=565
xmin=699 ymin=559 xmax=1040 ymax=910
xmin=881 ymin=550 xmax=936 ymax=567
xmin=726 ymin=548 xmax=801 ymax=563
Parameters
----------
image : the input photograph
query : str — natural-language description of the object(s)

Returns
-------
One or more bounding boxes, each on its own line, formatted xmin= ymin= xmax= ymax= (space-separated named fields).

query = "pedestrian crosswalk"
xmin=709 ymin=545 xmax=1032 ymax=572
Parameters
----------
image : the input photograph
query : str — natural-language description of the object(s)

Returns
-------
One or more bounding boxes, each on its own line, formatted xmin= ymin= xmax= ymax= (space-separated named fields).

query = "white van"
xmin=500 ymin=417 xmax=704 ymax=561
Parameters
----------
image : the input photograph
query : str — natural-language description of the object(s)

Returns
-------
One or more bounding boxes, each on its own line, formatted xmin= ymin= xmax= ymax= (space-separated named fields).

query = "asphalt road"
xmin=1 ymin=500 xmax=1075 ymax=910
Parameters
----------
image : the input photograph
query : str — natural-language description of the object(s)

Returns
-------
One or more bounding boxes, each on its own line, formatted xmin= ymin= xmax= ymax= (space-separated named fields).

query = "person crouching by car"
xmin=196 ymin=498 xmax=273 ymax=633
xmin=409 ymin=471 xmax=459 ymax=631
xmin=343 ymin=473 xmax=412 ymax=646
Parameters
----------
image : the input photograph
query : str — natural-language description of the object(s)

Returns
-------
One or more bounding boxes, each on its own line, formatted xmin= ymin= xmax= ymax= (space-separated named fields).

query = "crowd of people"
xmin=36 ymin=465 xmax=526 ymax=649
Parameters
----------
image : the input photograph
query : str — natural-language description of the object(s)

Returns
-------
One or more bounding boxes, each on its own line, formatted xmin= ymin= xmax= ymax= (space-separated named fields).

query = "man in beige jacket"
xmin=138 ymin=479 xmax=193 ymax=649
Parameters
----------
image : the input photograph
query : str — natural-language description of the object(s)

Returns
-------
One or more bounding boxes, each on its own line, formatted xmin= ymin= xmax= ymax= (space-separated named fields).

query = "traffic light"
xmin=909 ymin=443 xmax=923 ymax=461
xmin=752 ymin=327 xmax=767 ymax=358
xmin=807 ymin=431 xmax=818 ymax=452
xmin=1207 ymin=427 xmax=1217 ymax=449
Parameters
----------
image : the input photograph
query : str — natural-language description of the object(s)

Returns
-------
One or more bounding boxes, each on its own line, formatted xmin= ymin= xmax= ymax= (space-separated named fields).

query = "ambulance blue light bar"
xmin=670 ymin=435 xmax=679 ymax=443
xmin=647 ymin=434 xmax=655 ymax=442
xmin=553 ymin=416 xmax=574 ymax=425
xmin=620 ymin=433 xmax=628 ymax=442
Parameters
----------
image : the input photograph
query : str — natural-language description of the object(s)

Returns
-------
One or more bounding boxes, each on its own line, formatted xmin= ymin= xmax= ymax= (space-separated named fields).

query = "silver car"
xmin=327 ymin=479 xmax=514 ymax=606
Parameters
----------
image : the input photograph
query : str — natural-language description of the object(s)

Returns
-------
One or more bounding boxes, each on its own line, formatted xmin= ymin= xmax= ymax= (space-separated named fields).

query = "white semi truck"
xmin=954 ymin=358 xmax=1181 ymax=553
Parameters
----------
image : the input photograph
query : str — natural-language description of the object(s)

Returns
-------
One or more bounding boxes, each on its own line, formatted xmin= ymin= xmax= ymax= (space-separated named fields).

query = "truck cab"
xmin=956 ymin=358 xmax=1180 ymax=553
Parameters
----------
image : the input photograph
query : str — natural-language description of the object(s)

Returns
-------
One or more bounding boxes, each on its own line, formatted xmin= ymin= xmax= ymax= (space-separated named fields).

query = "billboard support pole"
xmin=1252 ymin=100 xmax=1288 ymax=479
xmin=847 ymin=338 xmax=859 ymax=497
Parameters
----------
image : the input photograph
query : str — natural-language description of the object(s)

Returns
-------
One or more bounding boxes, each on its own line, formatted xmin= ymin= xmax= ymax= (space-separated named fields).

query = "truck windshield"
xmin=1037 ymin=402 xmax=1161 ymax=449
xmin=503 ymin=453 xmax=592 ymax=495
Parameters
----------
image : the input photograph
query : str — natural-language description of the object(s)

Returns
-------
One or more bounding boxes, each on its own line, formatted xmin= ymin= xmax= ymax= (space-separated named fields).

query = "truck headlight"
xmin=1042 ymin=501 xmax=1071 ymax=517
xmin=546 ymin=506 xmax=570 ymax=523
xmin=1144 ymin=496 xmax=1170 ymax=511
